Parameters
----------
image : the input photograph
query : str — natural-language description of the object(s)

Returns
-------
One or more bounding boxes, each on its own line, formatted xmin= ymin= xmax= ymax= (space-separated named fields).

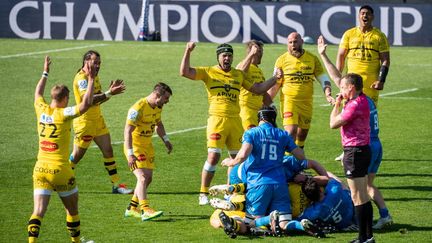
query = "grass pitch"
xmin=0 ymin=38 xmax=431 ymax=242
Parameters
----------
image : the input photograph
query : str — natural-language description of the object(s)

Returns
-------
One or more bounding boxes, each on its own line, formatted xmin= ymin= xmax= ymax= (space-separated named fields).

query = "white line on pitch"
xmin=0 ymin=43 xmax=109 ymax=59
xmin=379 ymin=88 xmax=418 ymax=97
xmin=91 ymin=125 xmax=207 ymax=148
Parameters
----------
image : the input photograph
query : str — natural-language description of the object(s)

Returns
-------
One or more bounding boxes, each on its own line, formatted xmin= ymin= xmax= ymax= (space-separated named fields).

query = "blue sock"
xmin=379 ymin=208 xmax=389 ymax=218
xmin=286 ymin=220 xmax=304 ymax=231
xmin=255 ymin=216 xmax=270 ymax=228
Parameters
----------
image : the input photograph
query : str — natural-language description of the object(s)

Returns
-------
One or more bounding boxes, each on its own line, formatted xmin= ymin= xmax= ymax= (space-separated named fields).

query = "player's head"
xmin=246 ymin=40 xmax=264 ymax=65
xmin=153 ymin=82 xmax=172 ymax=108
xmin=301 ymin=177 xmax=321 ymax=202
xmin=257 ymin=106 xmax=277 ymax=127
xmin=51 ymin=84 xmax=70 ymax=107
xmin=216 ymin=43 xmax=233 ymax=71
xmin=359 ymin=5 xmax=374 ymax=28
xmin=81 ymin=50 xmax=101 ymax=74
xmin=287 ymin=32 xmax=304 ymax=58
xmin=340 ymin=73 xmax=363 ymax=99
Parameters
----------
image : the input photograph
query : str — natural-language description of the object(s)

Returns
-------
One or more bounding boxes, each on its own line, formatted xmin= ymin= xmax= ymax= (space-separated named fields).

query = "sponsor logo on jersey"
xmin=82 ymin=135 xmax=93 ymax=142
xmin=64 ymin=106 xmax=76 ymax=117
xmin=138 ymin=154 xmax=146 ymax=161
xmin=40 ymin=113 xmax=54 ymax=124
xmin=283 ymin=112 xmax=293 ymax=118
xmin=40 ymin=140 xmax=58 ymax=152
xmin=78 ymin=79 xmax=88 ymax=91
xmin=210 ymin=133 xmax=221 ymax=140
xmin=128 ymin=109 xmax=138 ymax=121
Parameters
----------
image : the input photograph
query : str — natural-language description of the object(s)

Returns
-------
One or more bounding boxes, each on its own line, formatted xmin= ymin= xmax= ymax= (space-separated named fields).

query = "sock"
xmin=232 ymin=218 xmax=241 ymax=233
xmin=355 ymin=204 xmax=368 ymax=242
xmin=127 ymin=195 xmax=139 ymax=210
xmin=379 ymin=207 xmax=389 ymax=218
xmin=28 ymin=215 xmax=42 ymax=243
xmin=66 ymin=214 xmax=80 ymax=243
xmin=232 ymin=183 xmax=246 ymax=194
xmin=104 ymin=157 xmax=120 ymax=184
xmin=255 ymin=216 xmax=270 ymax=228
xmin=286 ymin=220 xmax=304 ymax=231
xmin=295 ymin=140 xmax=305 ymax=149
xmin=232 ymin=201 xmax=245 ymax=212
xmin=139 ymin=199 xmax=150 ymax=211
xmin=364 ymin=201 xmax=373 ymax=239
xmin=69 ymin=154 xmax=76 ymax=170
xmin=200 ymin=186 xmax=209 ymax=194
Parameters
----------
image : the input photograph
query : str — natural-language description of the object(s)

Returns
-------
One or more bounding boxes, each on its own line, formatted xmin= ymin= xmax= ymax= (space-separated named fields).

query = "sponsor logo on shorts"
xmin=82 ymin=135 xmax=93 ymax=142
xmin=34 ymin=166 xmax=60 ymax=174
xmin=40 ymin=140 xmax=58 ymax=152
xmin=283 ymin=112 xmax=293 ymax=118
xmin=210 ymin=133 xmax=221 ymax=140
xmin=138 ymin=154 xmax=146 ymax=161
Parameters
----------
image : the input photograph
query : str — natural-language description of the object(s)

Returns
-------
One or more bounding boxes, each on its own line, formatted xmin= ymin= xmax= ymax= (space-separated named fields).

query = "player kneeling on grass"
xmin=28 ymin=56 xmax=95 ymax=243
xmin=123 ymin=83 xmax=173 ymax=221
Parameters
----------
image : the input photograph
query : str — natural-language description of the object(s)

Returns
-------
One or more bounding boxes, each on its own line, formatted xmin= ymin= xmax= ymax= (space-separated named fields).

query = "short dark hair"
xmin=301 ymin=177 xmax=321 ymax=202
xmin=246 ymin=39 xmax=264 ymax=52
xmin=343 ymin=73 xmax=363 ymax=91
xmin=216 ymin=43 xmax=233 ymax=57
xmin=257 ymin=106 xmax=277 ymax=127
xmin=51 ymin=84 xmax=70 ymax=102
xmin=81 ymin=50 xmax=100 ymax=69
xmin=153 ymin=82 xmax=172 ymax=96
xmin=359 ymin=5 xmax=374 ymax=14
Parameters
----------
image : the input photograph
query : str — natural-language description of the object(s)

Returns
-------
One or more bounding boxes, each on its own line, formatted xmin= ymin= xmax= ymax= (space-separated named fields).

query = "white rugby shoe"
xmin=209 ymin=184 xmax=232 ymax=196
xmin=209 ymin=198 xmax=235 ymax=211
xmin=199 ymin=193 xmax=209 ymax=205
xmin=373 ymin=215 xmax=393 ymax=229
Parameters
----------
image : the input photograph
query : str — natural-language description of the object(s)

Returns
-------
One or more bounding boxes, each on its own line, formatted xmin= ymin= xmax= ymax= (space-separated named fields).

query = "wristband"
xmin=42 ymin=71 xmax=49 ymax=78
xmin=104 ymin=90 xmax=113 ymax=98
xmin=378 ymin=65 xmax=389 ymax=83
xmin=127 ymin=148 xmax=134 ymax=156
xmin=162 ymin=135 xmax=170 ymax=142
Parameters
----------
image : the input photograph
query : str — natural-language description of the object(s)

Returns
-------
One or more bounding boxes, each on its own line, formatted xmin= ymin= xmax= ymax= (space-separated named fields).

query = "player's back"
xmin=321 ymin=179 xmax=355 ymax=228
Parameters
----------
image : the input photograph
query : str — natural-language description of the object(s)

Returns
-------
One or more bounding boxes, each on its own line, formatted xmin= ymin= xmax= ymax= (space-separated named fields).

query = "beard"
xmin=290 ymin=48 xmax=303 ymax=58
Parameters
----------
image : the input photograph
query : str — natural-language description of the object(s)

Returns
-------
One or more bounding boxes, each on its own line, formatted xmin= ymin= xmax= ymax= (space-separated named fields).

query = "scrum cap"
xmin=216 ymin=43 xmax=233 ymax=57
xmin=257 ymin=106 xmax=277 ymax=127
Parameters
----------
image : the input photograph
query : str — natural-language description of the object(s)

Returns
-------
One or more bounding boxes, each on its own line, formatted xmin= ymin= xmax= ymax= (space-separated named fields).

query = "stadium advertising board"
xmin=1 ymin=0 xmax=431 ymax=46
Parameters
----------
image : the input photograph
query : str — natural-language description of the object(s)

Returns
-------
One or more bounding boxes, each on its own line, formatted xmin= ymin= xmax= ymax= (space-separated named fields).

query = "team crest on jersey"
xmin=224 ymin=84 xmax=232 ymax=92
xmin=78 ymin=79 xmax=88 ymax=91
xmin=40 ymin=113 xmax=54 ymax=124
xmin=128 ymin=109 xmax=138 ymax=121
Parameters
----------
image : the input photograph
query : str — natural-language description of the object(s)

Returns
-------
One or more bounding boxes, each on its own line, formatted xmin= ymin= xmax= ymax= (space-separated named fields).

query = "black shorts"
xmin=342 ymin=145 xmax=371 ymax=178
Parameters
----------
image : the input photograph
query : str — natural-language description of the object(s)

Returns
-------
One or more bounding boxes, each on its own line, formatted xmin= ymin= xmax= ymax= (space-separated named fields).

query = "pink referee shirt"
xmin=340 ymin=93 xmax=370 ymax=146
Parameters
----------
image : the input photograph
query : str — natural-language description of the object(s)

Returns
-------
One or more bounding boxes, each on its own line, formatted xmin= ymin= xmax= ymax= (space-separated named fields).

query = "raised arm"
xmin=235 ymin=45 xmax=258 ymax=72
xmin=78 ymin=59 xmax=96 ymax=114
xmin=34 ymin=56 xmax=51 ymax=102
xmin=180 ymin=42 xmax=197 ymax=79
xmin=317 ymin=35 xmax=342 ymax=88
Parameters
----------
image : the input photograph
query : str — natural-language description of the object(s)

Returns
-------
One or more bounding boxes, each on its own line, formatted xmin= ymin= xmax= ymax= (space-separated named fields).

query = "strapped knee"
xmin=203 ymin=161 xmax=217 ymax=172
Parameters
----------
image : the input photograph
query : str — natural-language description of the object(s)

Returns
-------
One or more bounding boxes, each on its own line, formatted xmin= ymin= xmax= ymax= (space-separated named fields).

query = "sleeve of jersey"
xmin=339 ymin=32 xmax=349 ymax=49
xmin=242 ymin=130 xmax=254 ymax=145
xmin=340 ymin=101 xmax=358 ymax=123
xmin=75 ymin=74 xmax=89 ymax=97
xmin=194 ymin=67 xmax=209 ymax=81
xmin=63 ymin=106 xmax=81 ymax=120
xmin=126 ymin=106 xmax=140 ymax=126
xmin=379 ymin=32 xmax=390 ymax=53
xmin=34 ymin=96 xmax=46 ymax=116
xmin=241 ymin=71 xmax=253 ymax=90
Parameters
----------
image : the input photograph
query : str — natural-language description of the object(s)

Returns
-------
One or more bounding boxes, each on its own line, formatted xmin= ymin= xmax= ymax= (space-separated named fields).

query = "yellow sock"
xmin=233 ymin=201 xmax=245 ymax=212
xmin=28 ymin=215 xmax=42 ymax=243
xmin=200 ymin=186 xmax=209 ymax=194
xmin=232 ymin=183 xmax=246 ymax=193
xmin=139 ymin=199 xmax=150 ymax=210
xmin=104 ymin=157 xmax=120 ymax=183
xmin=66 ymin=214 xmax=80 ymax=243
xmin=128 ymin=195 xmax=139 ymax=210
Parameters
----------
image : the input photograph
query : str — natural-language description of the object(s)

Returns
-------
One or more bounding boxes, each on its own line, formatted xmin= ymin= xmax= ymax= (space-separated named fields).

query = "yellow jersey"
xmin=126 ymin=98 xmax=162 ymax=146
xmin=195 ymin=66 xmax=252 ymax=117
xmin=34 ymin=97 xmax=80 ymax=166
xmin=340 ymin=27 xmax=389 ymax=78
xmin=239 ymin=64 xmax=265 ymax=110
xmin=72 ymin=70 xmax=102 ymax=121
xmin=274 ymin=50 xmax=325 ymax=101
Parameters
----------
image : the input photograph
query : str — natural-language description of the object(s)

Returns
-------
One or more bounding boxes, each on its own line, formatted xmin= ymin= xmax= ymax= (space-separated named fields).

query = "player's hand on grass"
xmin=109 ymin=79 xmax=126 ymax=95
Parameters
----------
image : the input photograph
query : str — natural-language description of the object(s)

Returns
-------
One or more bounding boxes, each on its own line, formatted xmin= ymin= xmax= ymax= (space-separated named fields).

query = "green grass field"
xmin=0 ymin=38 xmax=431 ymax=242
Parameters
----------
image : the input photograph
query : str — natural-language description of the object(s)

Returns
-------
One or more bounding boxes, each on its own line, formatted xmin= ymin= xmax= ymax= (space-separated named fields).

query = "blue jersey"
xmin=242 ymin=122 xmax=297 ymax=188
xmin=367 ymin=96 xmax=379 ymax=140
xmin=298 ymin=179 xmax=355 ymax=229
xmin=283 ymin=155 xmax=308 ymax=182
